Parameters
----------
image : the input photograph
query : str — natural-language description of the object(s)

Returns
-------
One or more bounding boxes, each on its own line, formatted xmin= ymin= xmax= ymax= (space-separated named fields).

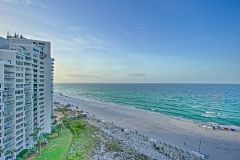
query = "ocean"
xmin=54 ymin=83 xmax=240 ymax=127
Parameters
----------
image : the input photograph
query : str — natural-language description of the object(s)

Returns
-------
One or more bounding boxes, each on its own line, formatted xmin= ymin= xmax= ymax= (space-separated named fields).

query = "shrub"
xmin=18 ymin=149 xmax=28 ymax=158
xmin=48 ymin=132 xmax=59 ymax=139
xmin=22 ymin=153 xmax=28 ymax=159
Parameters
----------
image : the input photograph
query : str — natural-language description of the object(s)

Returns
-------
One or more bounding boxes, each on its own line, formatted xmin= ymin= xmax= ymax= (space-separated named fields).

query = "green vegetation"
xmin=23 ymin=117 xmax=99 ymax=160
xmin=63 ymin=118 xmax=86 ymax=136
xmin=64 ymin=118 xmax=99 ymax=160
xmin=26 ymin=126 xmax=73 ymax=160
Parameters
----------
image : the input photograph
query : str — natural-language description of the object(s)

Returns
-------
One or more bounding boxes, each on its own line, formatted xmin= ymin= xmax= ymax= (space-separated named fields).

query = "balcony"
xmin=4 ymin=118 xmax=13 ymax=123
xmin=25 ymin=116 xmax=32 ymax=121
xmin=24 ymin=122 xmax=31 ymax=128
xmin=4 ymin=105 xmax=13 ymax=111
xmin=24 ymin=86 xmax=31 ymax=89
xmin=25 ymin=92 xmax=32 ymax=95
xmin=25 ymin=102 xmax=32 ymax=105
xmin=25 ymin=60 xmax=32 ymax=63
xmin=32 ymin=95 xmax=38 ymax=99
xmin=25 ymin=54 xmax=31 ymax=58
xmin=4 ymin=141 xmax=15 ymax=150
xmin=25 ymin=76 xmax=31 ymax=79
xmin=3 ymin=112 xmax=14 ymax=117
xmin=3 ymin=100 xmax=15 ymax=104
xmin=4 ymin=87 xmax=15 ymax=91
xmin=25 ymin=81 xmax=31 ymax=85
xmin=4 ymin=129 xmax=14 ymax=137
xmin=33 ymin=86 xmax=38 ymax=89
xmin=25 ymin=127 xmax=32 ymax=133
xmin=33 ymin=67 xmax=38 ymax=70
xmin=24 ymin=106 xmax=32 ymax=111
xmin=25 ymin=97 xmax=32 ymax=101
xmin=4 ymin=136 xmax=15 ymax=144
xmin=4 ymin=68 xmax=15 ymax=72
xmin=25 ymin=113 xmax=31 ymax=117
xmin=4 ymin=74 xmax=14 ymax=78
xmin=25 ymin=65 xmax=32 ymax=69
xmin=3 ymin=94 xmax=13 ymax=98
xmin=4 ymin=124 xmax=15 ymax=131
xmin=25 ymin=71 xmax=32 ymax=74
xmin=4 ymin=81 xmax=14 ymax=85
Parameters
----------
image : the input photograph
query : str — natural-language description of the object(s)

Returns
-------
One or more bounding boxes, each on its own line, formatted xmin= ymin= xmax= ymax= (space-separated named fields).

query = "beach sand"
xmin=54 ymin=92 xmax=240 ymax=160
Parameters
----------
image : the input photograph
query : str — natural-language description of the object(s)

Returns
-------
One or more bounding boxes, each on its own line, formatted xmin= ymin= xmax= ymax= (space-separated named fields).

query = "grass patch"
xmin=26 ymin=126 xmax=73 ymax=160
xmin=67 ymin=118 xmax=99 ymax=160
xmin=25 ymin=118 xmax=99 ymax=160
xmin=64 ymin=118 xmax=86 ymax=136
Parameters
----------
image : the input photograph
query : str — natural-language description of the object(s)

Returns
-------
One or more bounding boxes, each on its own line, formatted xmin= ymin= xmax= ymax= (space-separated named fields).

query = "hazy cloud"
xmin=65 ymin=74 xmax=101 ymax=78
xmin=0 ymin=0 xmax=48 ymax=8
xmin=127 ymin=73 xmax=146 ymax=77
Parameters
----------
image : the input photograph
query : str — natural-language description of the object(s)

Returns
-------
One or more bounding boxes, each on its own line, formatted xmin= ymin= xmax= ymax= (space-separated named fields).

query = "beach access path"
xmin=53 ymin=92 xmax=240 ymax=160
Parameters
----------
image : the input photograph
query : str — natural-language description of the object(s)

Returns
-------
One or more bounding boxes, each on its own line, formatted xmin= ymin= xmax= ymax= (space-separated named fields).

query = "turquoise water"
xmin=54 ymin=83 xmax=240 ymax=127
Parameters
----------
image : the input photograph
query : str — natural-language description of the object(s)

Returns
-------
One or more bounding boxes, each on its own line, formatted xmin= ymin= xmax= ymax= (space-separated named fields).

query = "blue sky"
xmin=0 ymin=0 xmax=239 ymax=83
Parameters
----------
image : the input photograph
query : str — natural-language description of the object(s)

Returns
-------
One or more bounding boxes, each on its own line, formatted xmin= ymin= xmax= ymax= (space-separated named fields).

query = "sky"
xmin=0 ymin=0 xmax=239 ymax=83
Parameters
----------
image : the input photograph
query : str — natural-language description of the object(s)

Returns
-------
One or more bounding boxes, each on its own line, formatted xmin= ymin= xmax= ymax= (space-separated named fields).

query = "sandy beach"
xmin=53 ymin=92 xmax=240 ymax=160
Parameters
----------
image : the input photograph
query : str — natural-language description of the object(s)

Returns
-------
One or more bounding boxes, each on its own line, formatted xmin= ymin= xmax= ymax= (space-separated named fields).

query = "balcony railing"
xmin=4 ymin=124 xmax=15 ymax=130
xmin=3 ymin=100 xmax=15 ymax=104
xmin=24 ymin=106 xmax=32 ymax=111
xmin=4 ymin=87 xmax=15 ymax=91
xmin=4 ymin=141 xmax=15 ymax=150
xmin=25 ymin=65 xmax=32 ymax=69
xmin=25 ymin=102 xmax=32 ymax=105
xmin=4 ymin=81 xmax=14 ymax=85
xmin=4 ymin=106 xmax=13 ymax=111
xmin=4 ymin=68 xmax=15 ymax=72
xmin=4 ymin=117 xmax=14 ymax=123
xmin=3 ymin=112 xmax=15 ymax=117
xmin=4 ymin=74 xmax=15 ymax=78
xmin=25 ymin=117 xmax=32 ymax=122
xmin=25 ymin=82 xmax=31 ymax=85
xmin=3 ymin=94 xmax=13 ymax=98
xmin=25 ymin=60 xmax=32 ymax=63
xmin=4 ymin=136 xmax=15 ymax=144
xmin=25 ymin=71 xmax=32 ymax=74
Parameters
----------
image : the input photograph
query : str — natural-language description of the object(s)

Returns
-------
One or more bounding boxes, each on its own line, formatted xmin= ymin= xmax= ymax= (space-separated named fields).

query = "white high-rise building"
xmin=0 ymin=33 xmax=54 ymax=160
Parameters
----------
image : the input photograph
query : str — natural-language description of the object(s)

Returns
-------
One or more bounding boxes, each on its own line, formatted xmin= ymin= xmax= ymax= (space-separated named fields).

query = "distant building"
xmin=0 ymin=32 xmax=54 ymax=159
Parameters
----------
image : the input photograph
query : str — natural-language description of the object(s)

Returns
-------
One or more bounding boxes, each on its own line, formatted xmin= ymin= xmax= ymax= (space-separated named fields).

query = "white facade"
xmin=0 ymin=33 xmax=54 ymax=160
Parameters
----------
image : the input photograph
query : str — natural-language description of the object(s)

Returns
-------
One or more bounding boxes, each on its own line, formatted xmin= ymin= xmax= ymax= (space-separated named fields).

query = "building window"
xmin=16 ymin=61 xmax=23 ymax=66
xmin=16 ymin=55 xmax=23 ymax=60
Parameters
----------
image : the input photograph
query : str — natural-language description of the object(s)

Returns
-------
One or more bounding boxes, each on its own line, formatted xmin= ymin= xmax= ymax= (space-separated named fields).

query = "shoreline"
xmin=57 ymin=92 xmax=240 ymax=130
xmin=54 ymin=92 xmax=240 ymax=160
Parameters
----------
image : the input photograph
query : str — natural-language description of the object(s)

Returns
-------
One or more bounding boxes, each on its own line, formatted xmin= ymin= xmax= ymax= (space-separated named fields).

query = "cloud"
xmin=127 ymin=73 xmax=146 ymax=77
xmin=0 ymin=0 xmax=48 ymax=8
xmin=65 ymin=74 xmax=101 ymax=78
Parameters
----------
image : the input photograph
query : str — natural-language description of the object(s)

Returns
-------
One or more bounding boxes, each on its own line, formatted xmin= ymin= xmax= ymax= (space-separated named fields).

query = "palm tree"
xmin=37 ymin=136 xmax=47 ymax=157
